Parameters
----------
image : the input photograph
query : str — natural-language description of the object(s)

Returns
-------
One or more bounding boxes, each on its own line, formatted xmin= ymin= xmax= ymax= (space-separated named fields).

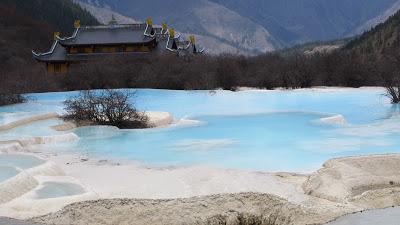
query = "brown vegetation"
xmin=1 ymin=49 xmax=398 ymax=94
xmin=385 ymin=82 xmax=400 ymax=104
xmin=59 ymin=51 xmax=388 ymax=91
xmin=0 ymin=93 xmax=26 ymax=106
xmin=64 ymin=89 xmax=148 ymax=129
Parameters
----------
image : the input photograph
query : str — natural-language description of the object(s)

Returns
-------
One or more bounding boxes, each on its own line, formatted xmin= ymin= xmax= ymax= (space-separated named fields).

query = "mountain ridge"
xmin=345 ymin=9 xmax=400 ymax=57
xmin=76 ymin=0 xmax=400 ymax=54
xmin=76 ymin=0 xmax=277 ymax=54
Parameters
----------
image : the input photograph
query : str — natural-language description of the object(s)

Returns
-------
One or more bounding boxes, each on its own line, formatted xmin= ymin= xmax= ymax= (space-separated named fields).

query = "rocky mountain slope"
xmin=76 ymin=0 xmax=400 ymax=54
xmin=74 ymin=1 xmax=136 ymax=24
xmin=76 ymin=0 xmax=277 ymax=55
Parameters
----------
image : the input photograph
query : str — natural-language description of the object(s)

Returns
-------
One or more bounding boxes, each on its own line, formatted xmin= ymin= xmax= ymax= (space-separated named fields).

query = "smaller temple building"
xmin=32 ymin=19 xmax=204 ymax=74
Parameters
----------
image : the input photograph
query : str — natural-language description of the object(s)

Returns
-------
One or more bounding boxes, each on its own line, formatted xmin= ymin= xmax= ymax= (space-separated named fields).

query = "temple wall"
xmin=46 ymin=63 xmax=68 ymax=74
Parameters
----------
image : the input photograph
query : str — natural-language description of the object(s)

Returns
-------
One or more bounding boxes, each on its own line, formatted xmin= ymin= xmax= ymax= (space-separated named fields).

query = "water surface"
xmin=326 ymin=207 xmax=400 ymax=225
xmin=1 ymin=88 xmax=399 ymax=171
xmin=0 ymin=154 xmax=44 ymax=170
xmin=0 ymin=166 xmax=19 ymax=183
xmin=34 ymin=182 xmax=86 ymax=199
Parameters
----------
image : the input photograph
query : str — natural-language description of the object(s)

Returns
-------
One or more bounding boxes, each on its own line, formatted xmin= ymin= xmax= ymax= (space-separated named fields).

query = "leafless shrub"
xmin=385 ymin=81 xmax=400 ymax=103
xmin=64 ymin=89 xmax=148 ymax=129
xmin=0 ymin=92 xmax=26 ymax=106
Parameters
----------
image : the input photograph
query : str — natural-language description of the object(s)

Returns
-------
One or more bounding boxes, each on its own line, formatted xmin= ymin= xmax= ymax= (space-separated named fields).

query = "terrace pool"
xmin=0 ymin=119 xmax=65 ymax=141
xmin=0 ymin=166 xmax=19 ymax=183
xmin=0 ymin=154 xmax=44 ymax=170
xmin=34 ymin=182 xmax=86 ymax=199
xmin=326 ymin=207 xmax=400 ymax=225
xmin=1 ymin=88 xmax=399 ymax=171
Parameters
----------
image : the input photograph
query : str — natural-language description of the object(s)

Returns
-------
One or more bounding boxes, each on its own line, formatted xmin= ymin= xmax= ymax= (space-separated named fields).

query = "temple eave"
xmin=32 ymin=21 xmax=204 ymax=74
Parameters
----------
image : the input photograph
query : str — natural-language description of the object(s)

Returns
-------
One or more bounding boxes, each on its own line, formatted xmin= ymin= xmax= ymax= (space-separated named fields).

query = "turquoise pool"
xmin=34 ymin=182 xmax=86 ymax=199
xmin=0 ymin=166 xmax=19 ymax=183
xmin=0 ymin=154 xmax=44 ymax=170
xmin=1 ymin=88 xmax=399 ymax=171
xmin=326 ymin=207 xmax=400 ymax=225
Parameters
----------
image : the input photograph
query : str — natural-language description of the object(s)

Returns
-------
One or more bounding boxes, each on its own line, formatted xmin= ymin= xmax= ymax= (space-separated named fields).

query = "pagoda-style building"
xmin=32 ymin=19 xmax=204 ymax=74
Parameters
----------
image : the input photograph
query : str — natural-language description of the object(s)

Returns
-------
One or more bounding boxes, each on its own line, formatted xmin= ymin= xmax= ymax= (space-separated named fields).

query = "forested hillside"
xmin=345 ymin=10 xmax=400 ymax=56
xmin=0 ymin=0 xmax=99 ymax=93
xmin=0 ymin=0 xmax=98 ymax=34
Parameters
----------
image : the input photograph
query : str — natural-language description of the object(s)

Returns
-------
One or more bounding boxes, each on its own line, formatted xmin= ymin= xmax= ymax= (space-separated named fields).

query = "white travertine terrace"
xmin=318 ymin=114 xmax=347 ymax=126
xmin=145 ymin=111 xmax=174 ymax=128
xmin=0 ymin=109 xmax=399 ymax=224
xmin=0 ymin=113 xmax=59 ymax=132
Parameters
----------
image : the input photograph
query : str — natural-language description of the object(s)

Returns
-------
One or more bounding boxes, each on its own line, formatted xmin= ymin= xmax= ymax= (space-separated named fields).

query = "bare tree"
xmin=385 ymin=85 xmax=400 ymax=103
xmin=0 ymin=92 xmax=26 ymax=106
xmin=384 ymin=74 xmax=400 ymax=103
xmin=64 ymin=89 xmax=148 ymax=129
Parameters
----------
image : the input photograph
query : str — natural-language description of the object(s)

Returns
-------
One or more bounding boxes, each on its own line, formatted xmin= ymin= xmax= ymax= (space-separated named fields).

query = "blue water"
xmin=1 ymin=88 xmax=399 ymax=171
xmin=0 ymin=154 xmax=44 ymax=170
xmin=326 ymin=207 xmax=400 ymax=225
xmin=0 ymin=119 xmax=65 ymax=141
xmin=34 ymin=182 xmax=86 ymax=199
xmin=0 ymin=166 xmax=19 ymax=183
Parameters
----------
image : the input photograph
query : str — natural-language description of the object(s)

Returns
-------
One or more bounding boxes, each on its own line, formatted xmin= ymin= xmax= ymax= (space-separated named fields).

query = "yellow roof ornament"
xmin=189 ymin=35 xmax=196 ymax=44
xmin=168 ymin=28 xmax=175 ymax=38
xmin=53 ymin=32 xmax=60 ymax=41
xmin=162 ymin=22 xmax=168 ymax=31
xmin=146 ymin=18 xmax=153 ymax=26
xmin=74 ymin=20 xmax=81 ymax=29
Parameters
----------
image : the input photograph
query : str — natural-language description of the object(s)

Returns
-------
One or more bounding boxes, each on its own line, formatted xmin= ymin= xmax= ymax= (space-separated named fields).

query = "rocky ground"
xmin=0 ymin=217 xmax=42 ymax=225
xmin=28 ymin=154 xmax=400 ymax=225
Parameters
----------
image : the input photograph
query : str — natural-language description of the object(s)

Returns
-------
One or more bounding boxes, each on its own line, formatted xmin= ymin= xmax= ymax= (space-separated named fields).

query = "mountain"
xmin=76 ymin=0 xmax=400 ymax=55
xmin=350 ymin=0 xmax=400 ymax=36
xmin=74 ymin=1 xmax=137 ymax=24
xmin=345 ymin=10 xmax=400 ymax=56
xmin=211 ymin=0 xmax=400 ymax=44
xmin=76 ymin=0 xmax=277 ymax=55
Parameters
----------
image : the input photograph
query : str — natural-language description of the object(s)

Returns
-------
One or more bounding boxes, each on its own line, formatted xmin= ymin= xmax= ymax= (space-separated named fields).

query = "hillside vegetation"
xmin=345 ymin=10 xmax=400 ymax=56
xmin=0 ymin=0 xmax=98 ymax=34
xmin=0 ymin=0 xmax=99 ymax=94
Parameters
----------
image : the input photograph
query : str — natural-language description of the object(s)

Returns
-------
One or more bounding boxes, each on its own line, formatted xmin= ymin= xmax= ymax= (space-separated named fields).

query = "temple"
xmin=32 ymin=19 xmax=204 ymax=74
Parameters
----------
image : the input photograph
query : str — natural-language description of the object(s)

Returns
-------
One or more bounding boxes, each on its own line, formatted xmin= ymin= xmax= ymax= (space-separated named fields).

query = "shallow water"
xmin=34 ymin=182 xmax=86 ymax=199
xmin=1 ymin=88 xmax=399 ymax=171
xmin=0 ymin=154 xmax=44 ymax=170
xmin=0 ymin=166 xmax=19 ymax=183
xmin=326 ymin=207 xmax=400 ymax=225
xmin=0 ymin=119 xmax=65 ymax=141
